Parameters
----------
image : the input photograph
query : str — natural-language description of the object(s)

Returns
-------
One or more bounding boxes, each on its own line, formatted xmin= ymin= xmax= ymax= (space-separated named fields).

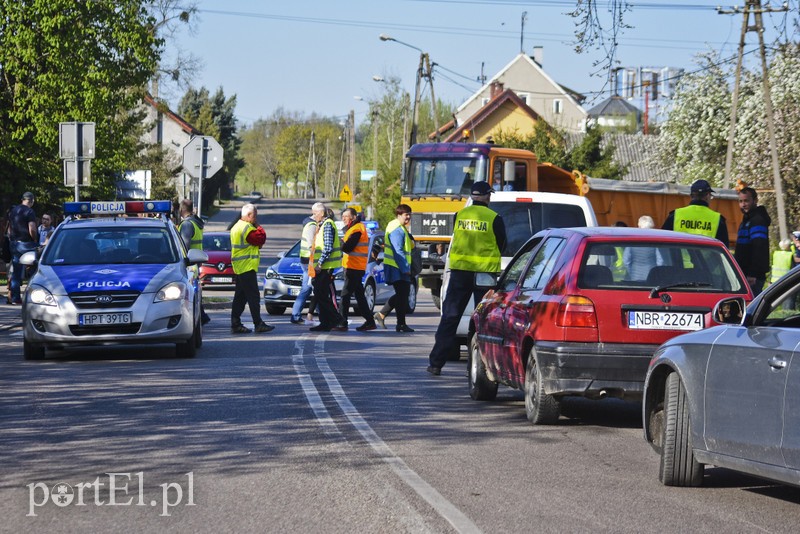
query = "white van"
xmin=440 ymin=191 xmax=598 ymax=357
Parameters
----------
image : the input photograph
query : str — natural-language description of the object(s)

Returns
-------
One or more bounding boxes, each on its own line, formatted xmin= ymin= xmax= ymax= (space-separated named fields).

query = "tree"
xmin=0 ymin=0 xmax=161 ymax=210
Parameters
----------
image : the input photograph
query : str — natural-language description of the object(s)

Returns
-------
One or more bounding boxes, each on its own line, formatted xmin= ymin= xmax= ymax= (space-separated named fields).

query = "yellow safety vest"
xmin=185 ymin=218 xmax=203 ymax=250
xmin=314 ymin=219 xmax=342 ymax=270
xmin=771 ymin=250 xmax=793 ymax=283
xmin=342 ymin=221 xmax=369 ymax=271
xmin=230 ymin=219 xmax=260 ymax=274
xmin=673 ymin=205 xmax=721 ymax=239
xmin=448 ymin=205 xmax=501 ymax=272
xmin=299 ymin=219 xmax=316 ymax=259
xmin=384 ymin=219 xmax=411 ymax=270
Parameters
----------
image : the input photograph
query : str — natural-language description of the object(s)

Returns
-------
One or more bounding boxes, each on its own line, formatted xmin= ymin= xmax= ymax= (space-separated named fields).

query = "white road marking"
xmin=291 ymin=338 xmax=343 ymax=439
xmin=313 ymin=337 xmax=481 ymax=534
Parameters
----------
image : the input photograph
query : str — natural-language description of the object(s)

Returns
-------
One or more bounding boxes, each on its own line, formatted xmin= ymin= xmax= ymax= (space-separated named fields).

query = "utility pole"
xmin=426 ymin=56 xmax=440 ymax=142
xmin=520 ymin=11 xmax=527 ymax=54
xmin=718 ymin=0 xmax=789 ymax=240
xmin=372 ymin=106 xmax=379 ymax=218
xmin=348 ymin=109 xmax=356 ymax=194
xmin=409 ymin=54 xmax=424 ymax=148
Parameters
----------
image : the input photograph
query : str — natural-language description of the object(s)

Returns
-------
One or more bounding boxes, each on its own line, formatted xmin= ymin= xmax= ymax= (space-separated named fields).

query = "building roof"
xmin=143 ymin=94 xmax=202 ymax=136
xmin=566 ymin=132 xmax=679 ymax=183
xmin=587 ymin=96 xmax=642 ymax=118
xmin=437 ymin=88 xmax=542 ymax=142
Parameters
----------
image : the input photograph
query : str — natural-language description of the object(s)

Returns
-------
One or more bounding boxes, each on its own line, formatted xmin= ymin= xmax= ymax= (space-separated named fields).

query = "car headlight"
xmin=155 ymin=282 xmax=186 ymax=302
xmin=265 ymin=267 xmax=279 ymax=279
xmin=28 ymin=285 xmax=58 ymax=307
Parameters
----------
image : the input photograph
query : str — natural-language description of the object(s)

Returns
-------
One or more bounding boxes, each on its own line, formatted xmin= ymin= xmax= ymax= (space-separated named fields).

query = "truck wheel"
xmin=406 ymin=282 xmax=417 ymax=314
xmin=524 ymin=349 xmax=560 ymax=424
xmin=24 ymin=339 xmax=45 ymax=360
xmin=468 ymin=334 xmax=497 ymax=401
xmin=265 ymin=305 xmax=286 ymax=316
xmin=659 ymin=372 xmax=703 ymax=486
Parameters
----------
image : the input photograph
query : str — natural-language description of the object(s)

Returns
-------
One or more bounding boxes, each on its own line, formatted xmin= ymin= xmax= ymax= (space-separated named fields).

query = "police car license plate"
xmin=628 ymin=311 xmax=704 ymax=331
xmin=289 ymin=287 xmax=301 ymax=296
xmin=79 ymin=312 xmax=133 ymax=326
xmin=212 ymin=276 xmax=233 ymax=283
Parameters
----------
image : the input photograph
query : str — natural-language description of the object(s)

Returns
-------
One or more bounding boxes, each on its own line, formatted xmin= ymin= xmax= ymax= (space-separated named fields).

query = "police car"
xmin=19 ymin=201 xmax=208 ymax=360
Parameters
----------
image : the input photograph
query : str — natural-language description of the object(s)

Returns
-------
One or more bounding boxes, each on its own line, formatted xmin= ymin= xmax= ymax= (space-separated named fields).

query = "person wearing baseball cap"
xmin=7 ymin=191 xmax=38 ymax=304
xmin=662 ymin=179 xmax=729 ymax=247
xmin=427 ymin=181 xmax=506 ymax=376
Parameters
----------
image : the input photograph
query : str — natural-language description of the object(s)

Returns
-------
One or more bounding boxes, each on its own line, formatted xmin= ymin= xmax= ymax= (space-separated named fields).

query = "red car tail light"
xmin=557 ymin=295 xmax=598 ymax=328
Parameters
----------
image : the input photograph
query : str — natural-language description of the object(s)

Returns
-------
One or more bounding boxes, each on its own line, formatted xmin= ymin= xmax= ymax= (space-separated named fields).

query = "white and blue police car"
xmin=20 ymin=201 xmax=208 ymax=360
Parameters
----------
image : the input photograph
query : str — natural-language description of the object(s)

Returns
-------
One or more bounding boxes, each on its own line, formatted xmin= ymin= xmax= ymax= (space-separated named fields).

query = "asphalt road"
xmin=1 ymin=197 xmax=799 ymax=532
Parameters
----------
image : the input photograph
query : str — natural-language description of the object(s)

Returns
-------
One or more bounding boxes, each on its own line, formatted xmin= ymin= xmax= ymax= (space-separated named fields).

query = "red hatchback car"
xmin=199 ymin=232 xmax=236 ymax=287
xmin=468 ymin=227 xmax=752 ymax=424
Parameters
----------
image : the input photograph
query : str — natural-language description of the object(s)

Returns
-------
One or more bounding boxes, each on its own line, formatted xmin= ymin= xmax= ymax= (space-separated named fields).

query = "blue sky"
xmin=171 ymin=0 xmax=794 ymax=128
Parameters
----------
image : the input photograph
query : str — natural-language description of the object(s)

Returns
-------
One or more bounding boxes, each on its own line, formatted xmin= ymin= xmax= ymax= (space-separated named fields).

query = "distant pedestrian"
xmin=309 ymin=203 xmax=347 ymax=332
xmin=8 ymin=192 xmax=38 ymax=305
xmin=734 ymin=186 xmax=770 ymax=296
xmin=662 ymin=179 xmax=729 ymax=247
xmin=230 ymin=203 xmax=274 ymax=334
xmin=623 ymin=215 xmax=663 ymax=281
xmin=427 ymin=182 xmax=505 ymax=375
xmin=179 ymin=199 xmax=211 ymax=325
xmin=290 ymin=206 xmax=318 ymax=325
xmin=340 ymin=208 xmax=377 ymax=331
xmin=771 ymin=239 xmax=793 ymax=284
xmin=37 ymin=213 xmax=54 ymax=251
xmin=374 ymin=204 xmax=416 ymax=333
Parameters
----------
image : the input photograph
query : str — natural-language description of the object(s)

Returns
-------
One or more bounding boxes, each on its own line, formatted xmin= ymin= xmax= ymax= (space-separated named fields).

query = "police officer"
xmin=662 ymin=179 xmax=729 ymax=247
xmin=178 ymin=199 xmax=210 ymax=325
xmin=290 ymin=206 xmax=319 ymax=325
xmin=340 ymin=208 xmax=377 ymax=331
xmin=230 ymin=203 xmax=274 ymax=334
xmin=309 ymin=203 xmax=347 ymax=332
xmin=427 ymin=181 xmax=506 ymax=375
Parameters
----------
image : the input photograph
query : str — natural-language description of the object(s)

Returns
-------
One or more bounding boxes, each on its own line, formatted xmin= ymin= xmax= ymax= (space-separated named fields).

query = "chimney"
xmin=532 ymin=46 xmax=543 ymax=67
xmin=490 ymin=81 xmax=504 ymax=99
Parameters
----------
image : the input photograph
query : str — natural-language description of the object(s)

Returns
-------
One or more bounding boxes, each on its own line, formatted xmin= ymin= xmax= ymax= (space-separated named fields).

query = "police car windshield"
xmin=41 ymin=227 xmax=179 ymax=265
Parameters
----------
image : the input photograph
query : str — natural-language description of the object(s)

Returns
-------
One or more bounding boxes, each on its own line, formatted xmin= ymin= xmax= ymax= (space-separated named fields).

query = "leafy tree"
xmin=0 ymin=0 xmax=161 ymax=210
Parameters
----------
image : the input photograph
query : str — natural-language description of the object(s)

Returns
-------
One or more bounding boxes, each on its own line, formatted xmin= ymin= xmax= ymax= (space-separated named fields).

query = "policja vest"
xmin=299 ymin=219 xmax=316 ymax=260
xmin=673 ymin=205 xmax=721 ymax=239
xmin=314 ymin=218 xmax=342 ymax=270
xmin=342 ymin=221 xmax=369 ymax=271
xmin=230 ymin=219 xmax=260 ymax=274
xmin=771 ymin=249 xmax=794 ymax=283
xmin=384 ymin=218 xmax=411 ymax=270
xmin=448 ymin=205 xmax=501 ymax=272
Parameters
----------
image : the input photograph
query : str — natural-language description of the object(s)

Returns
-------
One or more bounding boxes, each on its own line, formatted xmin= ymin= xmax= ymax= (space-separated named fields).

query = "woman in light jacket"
xmin=374 ymin=204 xmax=414 ymax=332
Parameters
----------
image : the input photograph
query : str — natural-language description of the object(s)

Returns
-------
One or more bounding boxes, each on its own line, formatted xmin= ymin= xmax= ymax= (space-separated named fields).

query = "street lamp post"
xmin=380 ymin=33 xmax=436 ymax=148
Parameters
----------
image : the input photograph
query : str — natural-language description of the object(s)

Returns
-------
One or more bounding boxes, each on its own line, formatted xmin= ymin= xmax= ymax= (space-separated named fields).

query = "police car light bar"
xmin=64 ymin=201 xmax=172 ymax=216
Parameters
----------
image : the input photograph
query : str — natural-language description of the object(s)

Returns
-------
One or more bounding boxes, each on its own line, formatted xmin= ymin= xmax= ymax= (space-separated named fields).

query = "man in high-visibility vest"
xmin=734 ymin=186 xmax=771 ymax=296
xmin=290 ymin=207 xmax=319 ymax=325
xmin=771 ymin=238 xmax=794 ymax=284
xmin=309 ymin=203 xmax=347 ymax=332
xmin=662 ymin=179 xmax=729 ymax=247
xmin=178 ymin=199 xmax=210 ymax=325
xmin=340 ymin=208 xmax=377 ymax=331
xmin=230 ymin=203 xmax=274 ymax=334
xmin=427 ymin=181 xmax=506 ymax=376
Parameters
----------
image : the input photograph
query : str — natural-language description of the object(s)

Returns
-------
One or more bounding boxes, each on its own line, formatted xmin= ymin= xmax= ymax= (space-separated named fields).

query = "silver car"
xmin=21 ymin=202 xmax=207 ymax=360
xmin=643 ymin=266 xmax=800 ymax=488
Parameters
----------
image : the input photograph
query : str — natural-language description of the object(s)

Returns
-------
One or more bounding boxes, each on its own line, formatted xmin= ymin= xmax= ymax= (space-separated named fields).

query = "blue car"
xmin=262 ymin=232 xmax=417 ymax=316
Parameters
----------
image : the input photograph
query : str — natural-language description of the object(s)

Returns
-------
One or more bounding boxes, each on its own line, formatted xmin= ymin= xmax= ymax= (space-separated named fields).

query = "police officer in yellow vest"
xmin=230 ymin=203 xmax=274 ymax=334
xmin=341 ymin=208 xmax=377 ymax=331
xmin=772 ymin=238 xmax=794 ymax=283
xmin=427 ymin=181 xmax=506 ymax=376
xmin=309 ymin=203 xmax=347 ymax=332
xmin=178 ymin=199 xmax=211 ymax=325
xmin=662 ymin=179 xmax=729 ymax=247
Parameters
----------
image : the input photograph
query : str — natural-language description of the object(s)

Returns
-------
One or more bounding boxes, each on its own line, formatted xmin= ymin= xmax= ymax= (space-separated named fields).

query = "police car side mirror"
xmin=19 ymin=250 xmax=38 ymax=266
xmin=186 ymin=249 xmax=208 ymax=266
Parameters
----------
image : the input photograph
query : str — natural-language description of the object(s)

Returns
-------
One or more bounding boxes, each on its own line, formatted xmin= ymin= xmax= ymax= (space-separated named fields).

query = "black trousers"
xmin=429 ymin=270 xmax=485 ymax=369
xmin=231 ymin=269 xmax=263 ymax=327
xmin=380 ymin=280 xmax=410 ymax=327
xmin=340 ymin=268 xmax=371 ymax=322
xmin=312 ymin=268 xmax=344 ymax=328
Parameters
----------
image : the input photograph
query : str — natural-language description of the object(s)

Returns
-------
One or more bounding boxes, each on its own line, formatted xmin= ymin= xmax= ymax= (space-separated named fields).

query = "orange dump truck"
xmin=403 ymin=142 xmax=743 ymax=306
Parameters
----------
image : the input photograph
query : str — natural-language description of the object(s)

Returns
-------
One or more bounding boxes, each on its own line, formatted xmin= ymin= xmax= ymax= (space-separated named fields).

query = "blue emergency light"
xmin=63 ymin=200 xmax=172 ymax=216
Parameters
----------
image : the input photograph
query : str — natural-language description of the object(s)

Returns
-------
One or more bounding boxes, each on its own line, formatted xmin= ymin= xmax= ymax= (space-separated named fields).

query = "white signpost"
xmin=59 ymin=122 xmax=96 ymax=201
xmin=182 ymin=136 xmax=224 ymax=218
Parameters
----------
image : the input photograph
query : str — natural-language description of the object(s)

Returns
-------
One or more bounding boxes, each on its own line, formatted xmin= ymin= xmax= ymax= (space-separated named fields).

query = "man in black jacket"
xmin=734 ymin=186 xmax=771 ymax=296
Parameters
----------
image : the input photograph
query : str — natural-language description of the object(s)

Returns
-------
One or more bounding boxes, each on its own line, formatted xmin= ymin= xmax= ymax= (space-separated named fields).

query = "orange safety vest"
xmin=342 ymin=221 xmax=369 ymax=271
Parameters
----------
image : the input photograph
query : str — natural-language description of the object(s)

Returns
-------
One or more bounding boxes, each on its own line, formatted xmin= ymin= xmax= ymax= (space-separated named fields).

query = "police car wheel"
xmin=266 ymin=305 xmax=286 ymax=315
xmin=195 ymin=320 xmax=203 ymax=348
xmin=177 ymin=326 xmax=198 ymax=358
xmin=23 ymin=339 xmax=45 ymax=360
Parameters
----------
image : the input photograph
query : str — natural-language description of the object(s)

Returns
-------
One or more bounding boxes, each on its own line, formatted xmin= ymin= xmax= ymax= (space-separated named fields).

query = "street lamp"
xmin=379 ymin=33 xmax=439 ymax=146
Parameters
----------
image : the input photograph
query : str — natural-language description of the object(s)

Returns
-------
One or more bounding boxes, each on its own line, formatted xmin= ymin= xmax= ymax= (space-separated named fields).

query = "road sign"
xmin=360 ymin=170 xmax=376 ymax=182
xmin=63 ymin=160 xmax=91 ymax=186
xmin=59 ymin=122 xmax=95 ymax=160
xmin=339 ymin=185 xmax=352 ymax=202
xmin=182 ymin=136 xmax=224 ymax=179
